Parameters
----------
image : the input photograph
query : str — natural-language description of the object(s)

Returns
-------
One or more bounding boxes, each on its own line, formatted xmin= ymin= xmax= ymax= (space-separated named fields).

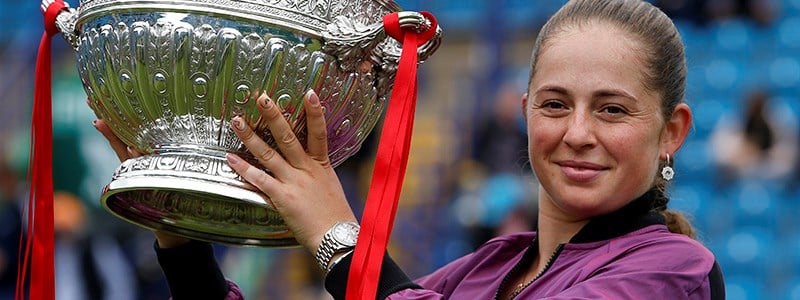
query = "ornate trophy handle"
xmin=40 ymin=0 xmax=80 ymax=49
xmin=392 ymin=11 xmax=442 ymax=63
xmin=322 ymin=11 xmax=442 ymax=72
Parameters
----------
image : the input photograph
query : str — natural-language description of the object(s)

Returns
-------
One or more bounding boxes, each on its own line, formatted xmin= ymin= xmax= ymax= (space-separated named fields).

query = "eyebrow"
xmin=534 ymin=85 xmax=637 ymax=101
xmin=593 ymin=88 xmax=637 ymax=101
xmin=533 ymin=85 xmax=568 ymax=96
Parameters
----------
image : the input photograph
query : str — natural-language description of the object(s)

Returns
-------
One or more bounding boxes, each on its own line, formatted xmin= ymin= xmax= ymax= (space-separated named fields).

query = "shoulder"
xmin=624 ymin=225 xmax=713 ymax=257
xmin=415 ymin=232 xmax=536 ymax=291
xmin=446 ymin=231 xmax=537 ymax=268
xmin=608 ymin=225 xmax=716 ymax=273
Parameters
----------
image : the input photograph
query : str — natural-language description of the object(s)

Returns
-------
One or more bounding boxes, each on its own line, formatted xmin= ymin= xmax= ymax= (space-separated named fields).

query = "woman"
xmin=97 ymin=0 xmax=723 ymax=298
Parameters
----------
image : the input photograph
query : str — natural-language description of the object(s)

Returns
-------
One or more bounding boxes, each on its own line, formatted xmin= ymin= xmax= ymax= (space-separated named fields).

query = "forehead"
xmin=531 ymin=22 xmax=651 ymax=94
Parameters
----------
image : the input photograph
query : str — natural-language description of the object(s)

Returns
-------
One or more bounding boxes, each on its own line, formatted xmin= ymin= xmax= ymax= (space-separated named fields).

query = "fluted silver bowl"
xmin=48 ymin=0 xmax=441 ymax=246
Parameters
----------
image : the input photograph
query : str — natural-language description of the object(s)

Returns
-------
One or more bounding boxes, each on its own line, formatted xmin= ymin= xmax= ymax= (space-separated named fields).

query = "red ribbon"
xmin=17 ymin=1 xmax=64 ymax=299
xmin=346 ymin=12 xmax=437 ymax=300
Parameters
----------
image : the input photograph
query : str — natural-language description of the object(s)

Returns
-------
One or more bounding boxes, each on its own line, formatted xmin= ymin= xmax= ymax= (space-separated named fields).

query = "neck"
xmin=521 ymin=189 xmax=585 ymax=286
xmin=534 ymin=198 xmax=588 ymax=272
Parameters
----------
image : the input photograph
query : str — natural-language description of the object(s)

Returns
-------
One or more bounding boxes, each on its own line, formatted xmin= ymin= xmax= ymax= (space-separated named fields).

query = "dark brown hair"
xmin=529 ymin=0 xmax=695 ymax=238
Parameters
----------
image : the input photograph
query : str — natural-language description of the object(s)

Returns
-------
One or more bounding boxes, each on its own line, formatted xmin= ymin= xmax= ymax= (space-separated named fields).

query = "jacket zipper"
xmin=494 ymin=243 xmax=566 ymax=300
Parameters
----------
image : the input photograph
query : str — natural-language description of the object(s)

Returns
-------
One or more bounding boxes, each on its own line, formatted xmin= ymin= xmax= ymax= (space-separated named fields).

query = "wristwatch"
xmin=315 ymin=221 xmax=360 ymax=271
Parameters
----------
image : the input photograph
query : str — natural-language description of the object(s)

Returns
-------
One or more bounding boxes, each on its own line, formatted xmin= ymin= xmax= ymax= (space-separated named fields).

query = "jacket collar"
xmin=568 ymin=189 xmax=666 ymax=244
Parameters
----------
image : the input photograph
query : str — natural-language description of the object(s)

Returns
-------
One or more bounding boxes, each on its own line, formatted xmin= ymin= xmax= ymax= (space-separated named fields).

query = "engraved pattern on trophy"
xmin=103 ymin=22 xmax=154 ymax=150
xmin=208 ymin=28 xmax=241 ymax=150
xmin=82 ymin=27 xmax=141 ymax=148
xmin=151 ymin=20 xmax=182 ymax=147
xmin=190 ymin=24 xmax=217 ymax=147
xmin=224 ymin=32 xmax=269 ymax=153
xmin=322 ymin=15 xmax=386 ymax=73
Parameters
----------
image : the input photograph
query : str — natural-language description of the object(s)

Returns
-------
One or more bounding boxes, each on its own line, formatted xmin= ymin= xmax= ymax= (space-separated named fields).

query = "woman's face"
xmin=525 ymin=23 xmax=667 ymax=221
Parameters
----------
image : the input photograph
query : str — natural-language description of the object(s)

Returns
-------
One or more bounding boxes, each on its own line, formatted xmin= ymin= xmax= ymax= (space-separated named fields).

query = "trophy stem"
xmin=100 ymin=151 xmax=298 ymax=247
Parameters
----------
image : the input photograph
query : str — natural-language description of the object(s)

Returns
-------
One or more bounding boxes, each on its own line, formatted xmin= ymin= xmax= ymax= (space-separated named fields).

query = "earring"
xmin=661 ymin=153 xmax=674 ymax=181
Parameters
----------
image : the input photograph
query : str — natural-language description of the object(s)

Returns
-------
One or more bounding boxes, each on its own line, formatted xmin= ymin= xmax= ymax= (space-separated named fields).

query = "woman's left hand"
xmin=226 ymin=89 xmax=357 ymax=254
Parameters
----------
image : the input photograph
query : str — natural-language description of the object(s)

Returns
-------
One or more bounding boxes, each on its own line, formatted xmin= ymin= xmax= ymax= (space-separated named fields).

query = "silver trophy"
xmin=45 ymin=0 xmax=441 ymax=247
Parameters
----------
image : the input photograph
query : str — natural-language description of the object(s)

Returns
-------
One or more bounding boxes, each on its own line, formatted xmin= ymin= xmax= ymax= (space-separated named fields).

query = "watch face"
xmin=333 ymin=222 xmax=359 ymax=245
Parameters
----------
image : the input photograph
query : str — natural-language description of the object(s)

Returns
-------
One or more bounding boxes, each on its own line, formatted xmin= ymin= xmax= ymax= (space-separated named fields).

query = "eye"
xmin=532 ymin=99 xmax=569 ymax=117
xmin=600 ymin=105 xmax=627 ymax=116
xmin=542 ymin=100 xmax=566 ymax=110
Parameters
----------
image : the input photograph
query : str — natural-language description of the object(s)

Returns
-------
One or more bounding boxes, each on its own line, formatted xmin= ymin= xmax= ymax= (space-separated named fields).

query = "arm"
xmin=324 ymin=253 xmax=431 ymax=300
xmin=154 ymin=240 xmax=243 ymax=300
xmin=323 ymin=244 xmax=493 ymax=299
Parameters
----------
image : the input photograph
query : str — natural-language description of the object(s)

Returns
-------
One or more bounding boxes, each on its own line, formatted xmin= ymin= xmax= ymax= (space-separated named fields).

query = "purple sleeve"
xmin=381 ymin=252 xmax=481 ymax=299
xmin=223 ymin=280 xmax=245 ymax=300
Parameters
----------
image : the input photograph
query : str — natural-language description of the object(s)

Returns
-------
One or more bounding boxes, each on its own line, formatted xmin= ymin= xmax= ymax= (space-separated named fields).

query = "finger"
xmin=231 ymin=116 xmax=290 ymax=177
xmin=93 ymin=119 xmax=129 ymax=162
xmin=303 ymin=90 xmax=330 ymax=167
xmin=225 ymin=153 xmax=279 ymax=208
xmin=256 ymin=92 xmax=308 ymax=167
xmin=127 ymin=146 xmax=143 ymax=158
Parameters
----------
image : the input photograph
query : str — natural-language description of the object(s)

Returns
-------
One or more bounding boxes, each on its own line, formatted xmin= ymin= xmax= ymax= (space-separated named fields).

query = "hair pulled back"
xmin=529 ymin=0 xmax=695 ymax=238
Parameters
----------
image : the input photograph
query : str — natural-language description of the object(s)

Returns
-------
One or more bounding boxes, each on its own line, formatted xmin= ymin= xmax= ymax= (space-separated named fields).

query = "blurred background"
xmin=1 ymin=0 xmax=799 ymax=299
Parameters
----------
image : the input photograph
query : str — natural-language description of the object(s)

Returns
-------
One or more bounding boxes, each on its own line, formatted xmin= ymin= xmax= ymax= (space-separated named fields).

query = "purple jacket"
xmin=325 ymin=191 xmax=724 ymax=299
xmin=159 ymin=191 xmax=723 ymax=299
xmin=395 ymin=226 xmax=716 ymax=299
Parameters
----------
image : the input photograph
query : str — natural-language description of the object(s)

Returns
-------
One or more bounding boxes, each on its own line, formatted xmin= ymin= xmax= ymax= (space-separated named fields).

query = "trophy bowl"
xmin=48 ymin=0 xmax=441 ymax=247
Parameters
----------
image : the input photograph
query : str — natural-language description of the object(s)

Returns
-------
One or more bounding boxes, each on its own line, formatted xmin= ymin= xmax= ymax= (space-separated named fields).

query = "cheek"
xmin=527 ymin=122 xmax=558 ymax=156
xmin=606 ymin=127 xmax=662 ymax=175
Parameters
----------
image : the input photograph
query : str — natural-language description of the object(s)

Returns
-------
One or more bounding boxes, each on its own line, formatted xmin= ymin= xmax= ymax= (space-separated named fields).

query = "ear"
xmin=660 ymin=103 xmax=692 ymax=159
xmin=521 ymin=93 xmax=529 ymax=125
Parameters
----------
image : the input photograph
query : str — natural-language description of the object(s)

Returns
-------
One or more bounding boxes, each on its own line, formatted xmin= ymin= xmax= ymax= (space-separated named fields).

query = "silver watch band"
xmin=315 ymin=222 xmax=359 ymax=270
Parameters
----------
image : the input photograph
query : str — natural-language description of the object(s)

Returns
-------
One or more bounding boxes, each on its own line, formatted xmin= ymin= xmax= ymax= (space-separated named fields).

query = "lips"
xmin=556 ymin=160 xmax=608 ymax=182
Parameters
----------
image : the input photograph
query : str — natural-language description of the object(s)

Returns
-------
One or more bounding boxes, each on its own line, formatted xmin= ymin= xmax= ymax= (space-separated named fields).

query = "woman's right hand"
xmin=92 ymin=118 xmax=191 ymax=249
xmin=225 ymin=90 xmax=357 ymax=255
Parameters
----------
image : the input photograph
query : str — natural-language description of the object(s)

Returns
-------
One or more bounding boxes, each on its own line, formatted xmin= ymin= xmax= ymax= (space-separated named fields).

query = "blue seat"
xmin=715 ymin=226 xmax=776 ymax=276
xmin=669 ymin=183 xmax=708 ymax=218
xmin=497 ymin=0 xmax=568 ymax=28
xmin=673 ymin=138 xmax=715 ymax=182
xmin=725 ymin=275 xmax=767 ymax=300
xmin=766 ymin=56 xmax=800 ymax=91
xmin=689 ymin=97 xmax=730 ymax=138
xmin=708 ymin=18 xmax=754 ymax=55
xmin=783 ymin=0 xmax=800 ymax=19
xmin=775 ymin=230 xmax=800 ymax=275
xmin=778 ymin=276 xmax=800 ymax=300
xmin=777 ymin=17 xmax=800 ymax=50
xmin=702 ymin=58 xmax=752 ymax=99
xmin=727 ymin=181 xmax=781 ymax=228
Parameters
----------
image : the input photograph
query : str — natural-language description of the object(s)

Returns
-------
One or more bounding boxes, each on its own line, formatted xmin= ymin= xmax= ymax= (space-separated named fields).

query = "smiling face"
xmin=525 ymin=22 xmax=668 ymax=221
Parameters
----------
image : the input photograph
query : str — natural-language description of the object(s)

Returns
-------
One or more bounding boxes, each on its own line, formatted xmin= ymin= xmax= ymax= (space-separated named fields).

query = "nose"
xmin=563 ymin=111 xmax=596 ymax=150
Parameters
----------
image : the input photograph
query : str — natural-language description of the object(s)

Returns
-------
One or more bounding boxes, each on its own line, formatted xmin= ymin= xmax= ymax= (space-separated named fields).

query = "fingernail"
xmin=232 ymin=117 xmax=246 ymax=131
xmin=259 ymin=93 xmax=273 ymax=109
xmin=307 ymin=89 xmax=320 ymax=106
xmin=226 ymin=153 xmax=240 ymax=165
xmin=127 ymin=146 xmax=136 ymax=156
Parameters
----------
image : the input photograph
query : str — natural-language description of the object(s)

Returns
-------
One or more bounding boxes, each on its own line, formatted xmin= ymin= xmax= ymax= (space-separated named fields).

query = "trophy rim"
xmin=101 ymin=159 xmax=301 ymax=247
xmin=76 ymin=0 xmax=403 ymax=38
